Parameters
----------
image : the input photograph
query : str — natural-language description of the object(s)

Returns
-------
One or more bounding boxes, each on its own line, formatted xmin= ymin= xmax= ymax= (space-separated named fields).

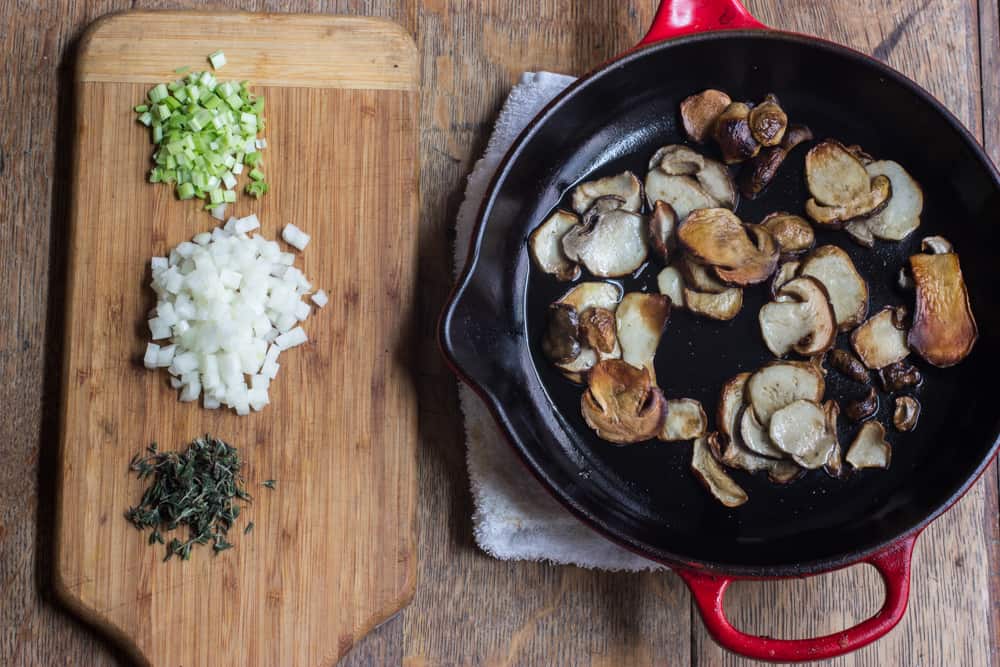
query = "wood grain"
xmin=54 ymin=12 xmax=418 ymax=667
xmin=1 ymin=1 xmax=998 ymax=666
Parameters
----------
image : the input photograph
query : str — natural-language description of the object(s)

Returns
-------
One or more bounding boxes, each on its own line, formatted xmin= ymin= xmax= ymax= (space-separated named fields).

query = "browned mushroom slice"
xmin=921 ymin=235 xmax=953 ymax=254
xmin=717 ymin=435 xmax=804 ymax=484
xmin=683 ymin=286 xmax=743 ymax=321
xmin=571 ymin=171 xmax=642 ymax=214
xmin=649 ymin=144 xmax=706 ymax=174
xmin=661 ymin=398 xmax=708 ymax=441
xmin=782 ymin=124 xmax=815 ymax=151
xmin=717 ymin=372 xmax=752 ymax=444
xmin=798 ymin=245 xmax=869 ymax=331
xmin=846 ymin=144 xmax=874 ymax=165
xmin=615 ymin=293 xmax=671 ymax=378
xmin=714 ymin=102 xmax=760 ymax=164
xmin=644 ymin=171 xmax=717 ymax=221
xmin=678 ymin=208 xmax=778 ymax=286
xmin=541 ymin=303 xmax=581 ymax=365
xmin=698 ymin=160 xmax=738 ymax=210
xmin=561 ymin=206 xmax=648 ymax=278
xmin=648 ymin=200 xmax=678 ymax=261
xmin=864 ymin=161 xmax=922 ymax=241
xmin=691 ymin=435 xmax=748 ymax=507
xmin=893 ymin=396 xmax=920 ymax=432
xmin=713 ymin=225 xmax=780 ymax=286
xmin=878 ymin=360 xmax=922 ymax=392
xmin=680 ymin=89 xmax=732 ymax=143
xmin=746 ymin=361 xmax=826 ymax=426
xmin=850 ymin=307 xmax=910 ymax=370
xmin=829 ymin=349 xmax=870 ymax=384
xmin=748 ymin=96 xmax=788 ymax=147
xmin=656 ymin=265 xmax=685 ymax=307
xmin=578 ymin=307 xmax=617 ymax=354
xmin=769 ymin=399 xmax=837 ymax=469
xmin=822 ymin=400 xmax=844 ymax=478
xmin=759 ymin=276 xmax=837 ymax=357
xmin=555 ymin=282 xmax=623 ymax=382
xmin=805 ymin=140 xmax=872 ymax=206
xmin=805 ymin=175 xmax=891 ymax=228
xmin=739 ymin=124 xmax=813 ymax=200
xmin=844 ymin=387 xmax=879 ymax=422
xmin=650 ymin=146 xmax=737 ymax=209
xmin=844 ymin=219 xmax=875 ymax=248
xmin=530 ymin=210 xmax=581 ymax=281
xmin=680 ymin=255 xmax=729 ymax=294
xmin=581 ymin=360 xmax=666 ymax=444
xmin=740 ymin=406 xmax=787 ymax=459
xmin=845 ymin=421 xmax=891 ymax=469
xmin=770 ymin=260 xmax=801 ymax=298
xmin=760 ymin=213 xmax=815 ymax=255
xmin=908 ymin=250 xmax=977 ymax=367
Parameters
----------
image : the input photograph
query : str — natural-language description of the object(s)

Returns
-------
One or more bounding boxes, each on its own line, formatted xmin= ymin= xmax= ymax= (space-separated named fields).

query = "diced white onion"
xmin=311 ymin=290 xmax=328 ymax=307
xmin=275 ymin=326 xmax=307 ymax=350
xmin=282 ymin=224 xmax=311 ymax=251
xmin=143 ymin=343 xmax=160 ymax=369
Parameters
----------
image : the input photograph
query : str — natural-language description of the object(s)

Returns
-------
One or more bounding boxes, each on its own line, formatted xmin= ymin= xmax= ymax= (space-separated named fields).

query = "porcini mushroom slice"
xmin=845 ymin=387 xmax=879 ymax=422
xmin=740 ymin=407 xmax=787 ymax=459
xmin=770 ymin=260 xmax=801 ymax=298
xmin=683 ymin=286 xmax=743 ymax=321
xmin=530 ymin=210 xmax=581 ymax=281
xmin=713 ymin=225 xmax=780 ymax=286
xmin=555 ymin=282 xmax=623 ymax=382
xmin=718 ymin=372 xmax=752 ymax=444
xmin=581 ymin=360 xmax=666 ymax=444
xmin=656 ymin=265 xmax=685 ymax=307
xmin=921 ymin=235 xmax=953 ymax=255
xmin=761 ymin=213 xmax=815 ymax=256
xmin=648 ymin=200 xmax=678 ymax=261
xmin=649 ymin=144 xmax=706 ymax=175
xmin=805 ymin=175 xmax=892 ymax=228
xmin=661 ymin=398 xmax=708 ymax=441
xmin=691 ymin=435 xmax=748 ymax=508
xmin=679 ymin=209 xmax=778 ymax=286
xmin=748 ymin=96 xmax=788 ymax=147
xmin=644 ymin=170 xmax=717 ymax=221
xmin=844 ymin=220 xmax=875 ymax=248
xmin=893 ymin=396 xmax=920 ymax=432
xmin=759 ymin=276 xmax=837 ymax=357
xmin=680 ymin=89 xmax=732 ymax=143
xmin=746 ymin=361 xmax=826 ymax=426
xmin=878 ymin=360 xmax=922 ymax=392
xmin=850 ymin=307 xmax=910 ymax=370
xmin=541 ymin=303 xmax=581 ymax=364
xmin=769 ymin=399 xmax=837 ymax=469
xmin=696 ymin=158 xmax=738 ymax=210
xmin=846 ymin=421 xmax=891 ymax=469
xmin=829 ymin=349 xmax=870 ymax=384
xmin=578 ymin=307 xmax=617 ymax=354
xmin=908 ymin=251 xmax=977 ymax=367
xmin=571 ymin=171 xmax=642 ymax=214
xmin=718 ymin=435 xmax=804 ymax=484
xmin=561 ymin=207 xmax=648 ymax=278
xmin=739 ymin=146 xmax=787 ymax=199
xmin=823 ymin=400 xmax=844 ymax=478
xmin=864 ymin=160 xmax=923 ymax=241
xmin=681 ymin=256 xmax=729 ymax=294
xmin=615 ymin=293 xmax=671 ymax=377
xmin=714 ymin=102 xmax=760 ymax=164
xmin=798 ymin=245 xmax=869 ymax=331
xmin=805 ymin=140 xmax=872 ymax=206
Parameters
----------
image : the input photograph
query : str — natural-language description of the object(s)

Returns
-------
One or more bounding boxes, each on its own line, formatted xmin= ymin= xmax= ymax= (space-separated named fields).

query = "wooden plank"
xmin=54 ymin=12 xmax=418 ymax=667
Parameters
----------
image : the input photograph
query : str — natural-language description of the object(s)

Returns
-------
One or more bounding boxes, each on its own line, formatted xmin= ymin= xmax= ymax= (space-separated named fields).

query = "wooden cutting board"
xmin=55 ymin=12 xmax=419 ymax=666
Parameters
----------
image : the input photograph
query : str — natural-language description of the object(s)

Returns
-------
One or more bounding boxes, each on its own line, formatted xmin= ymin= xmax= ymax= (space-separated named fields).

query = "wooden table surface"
xmin=1 ymin=1 xmax=997 ymax=665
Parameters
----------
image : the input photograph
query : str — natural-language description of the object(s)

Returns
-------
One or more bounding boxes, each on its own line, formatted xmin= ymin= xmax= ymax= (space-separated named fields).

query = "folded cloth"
xmin=453 ymin=72 xmax=663 ymax=571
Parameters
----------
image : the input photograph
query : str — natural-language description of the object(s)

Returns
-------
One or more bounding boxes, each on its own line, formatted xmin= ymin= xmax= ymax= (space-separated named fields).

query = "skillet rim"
xmin=439 ymin=29 xmax=1000 ymax=576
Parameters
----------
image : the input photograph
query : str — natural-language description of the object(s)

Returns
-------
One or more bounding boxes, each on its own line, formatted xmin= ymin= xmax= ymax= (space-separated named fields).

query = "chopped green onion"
xmin=208 ymin=50 xmax=227 ymax=69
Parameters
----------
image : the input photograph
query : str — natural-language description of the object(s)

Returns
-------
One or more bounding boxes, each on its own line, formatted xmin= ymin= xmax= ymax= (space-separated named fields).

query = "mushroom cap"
xmin=571 ymin=171 xmax=642 ymax=214
xmin=529 ymin=209 xmax=581 ymax=281
xmin=758 ymin=276 xmax=837 ymax=357
xmin=680 ymin=89 xmax=732 ymax=143
xmin=581 ymin=360 xmax=667 ymax=444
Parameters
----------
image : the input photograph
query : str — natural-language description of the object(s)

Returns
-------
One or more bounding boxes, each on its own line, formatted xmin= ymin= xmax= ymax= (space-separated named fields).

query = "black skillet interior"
xmin=441 ymin=31 xmax=1000 ymax=576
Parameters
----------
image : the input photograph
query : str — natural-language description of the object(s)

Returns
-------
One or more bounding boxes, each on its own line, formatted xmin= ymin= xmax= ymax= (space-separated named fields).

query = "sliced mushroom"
xmin=649 ymin=144 xmax=706 ymax=175
xmin=561 ymin=206 xmax=648 ymax=278
xmin=691 ymin=435 xmax=748 ymax=507
xmin=760 ymin=213 xmax=815 ymax=256
xmin=695 ymin=159 xmax=738 ymax=210
xmin=758 ymin=276 xmax=837 ymax=357
xmin=740 ymin=406 xmax=786 ymax=459
xmin=555 ymin=282 xmax=623 ymax=382
xmin=683 ymin=286 xmax=743 ymax=321
xmin=571 ymin=171 xmax=642 ymax=214
xmin=541 ymin=303 xmax=581 ymax=365
xmin=846 ymin=144 xmax=874 ymax=165
xmin=717 ymin=372 xmax=752 ymax=444
xmin=805 ymin=175 xmax=891 ymax=228
xmin=782 ymin=124 xmax=815 ymax=151
xmin=770 ymin=260 xmax=801 ymax=298
xmin=661 ymin=398 xmax=708 ymax=441
xmin=680 ymin=256 xmax=729 ymax=294
xmin=908 ymin=250 xmax=977 ymax=367
xmin=648 ymin=200 xmax=678 ymax=261
xmin=844 ymin=219 xmax=875 ymax=248
xmin=805 ymin=140 xmax=873 ymax=206
xmin=893 ymin=396 xmax=920 ymax=432
xmin=581 ymin=360 xmax=666 ymax=444
xmin=680 ymin=89 xmax=732 ymax=143
xmin=769 ymin=399 xmax=838 ymax=469
xmin=615 ymin=293 xmax=671 ymax=378
xmin=644 ymin=171 xmax=717 ymax=221
xmin=748 ymin=95 xmax=788 ymax=147
xmin=656 ymin=265 xmax=685 ymax=307
xmin=823 ymin=400 xmax=844 ymax=478
xmin=864 ymin=160 xmax=923 ymax=241
xmin=746 ymin=361 xmax=826 ymax=426
xmin=921 ymin=235 xmax=953 ymax=255
xmin=739 ymin=124 xmax=813 ymax=200
xmin=845 ymin=421 xmax=891 ymax=469
xmin=713 ymin=224 xmax=780 ymax=286
xmin=844 ymin=387 xmax=879 ymax=422
xmin=648 ymin=146 xmax=737 ymax=211
xmin=878 ymin=360 xmax=922 ymax=392
xmin=678 ymin=208 xmax=778 ymax=286
xmin=717 ymin=433 xmax=804 ymax=484
xmin=850 ymin=307 xmax=911 ymax=370
xmin=578 ymin=307 xmax=617 ymax=354
xmin=530 ymin=210 xmax=581 ymax=281
xmin=714 ymin=102 xmax=760 ymax=164
xmin=829 ymin=349 xmax=870 ymax=384
xmin=798 ymin=245 xmax=869 ymax=331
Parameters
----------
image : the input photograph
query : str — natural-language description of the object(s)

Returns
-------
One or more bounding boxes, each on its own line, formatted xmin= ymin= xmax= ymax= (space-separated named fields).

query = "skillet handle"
xmin=678 ymin=535 xmax=917 ymax=661
xmin=639 ymin=0 xmax=767 ymax=46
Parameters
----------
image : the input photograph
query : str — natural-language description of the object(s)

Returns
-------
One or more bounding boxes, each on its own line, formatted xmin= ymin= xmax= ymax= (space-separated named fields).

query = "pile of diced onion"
xmin=144 ymin=215 xmax=326 ymax=415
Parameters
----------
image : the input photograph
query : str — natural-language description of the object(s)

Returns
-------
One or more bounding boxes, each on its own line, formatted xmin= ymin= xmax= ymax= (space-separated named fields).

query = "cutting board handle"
xmin=638 ymin=0 xmax=767 ymax=46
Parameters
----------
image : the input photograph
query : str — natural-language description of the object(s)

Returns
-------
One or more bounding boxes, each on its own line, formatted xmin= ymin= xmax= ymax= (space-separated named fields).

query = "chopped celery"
xmin=177 ymin=182 xmax=196 ymax=199
xmin=208 ymin=50 xmax=227 ymax=69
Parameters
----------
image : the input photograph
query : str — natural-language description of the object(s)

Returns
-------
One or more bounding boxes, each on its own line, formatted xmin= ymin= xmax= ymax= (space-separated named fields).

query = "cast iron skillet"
xmin=439 ymin=0 xmax=1000 ymax=660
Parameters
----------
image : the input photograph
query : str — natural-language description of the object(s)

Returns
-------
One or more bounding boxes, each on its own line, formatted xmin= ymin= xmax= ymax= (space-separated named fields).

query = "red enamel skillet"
xmin=440 ymin=0 xmax=1000 ymax=660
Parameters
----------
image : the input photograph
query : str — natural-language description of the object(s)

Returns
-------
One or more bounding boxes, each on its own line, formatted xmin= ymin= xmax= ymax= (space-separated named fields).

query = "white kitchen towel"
xmin=453 ymin=72 xmax=663 ymax=571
